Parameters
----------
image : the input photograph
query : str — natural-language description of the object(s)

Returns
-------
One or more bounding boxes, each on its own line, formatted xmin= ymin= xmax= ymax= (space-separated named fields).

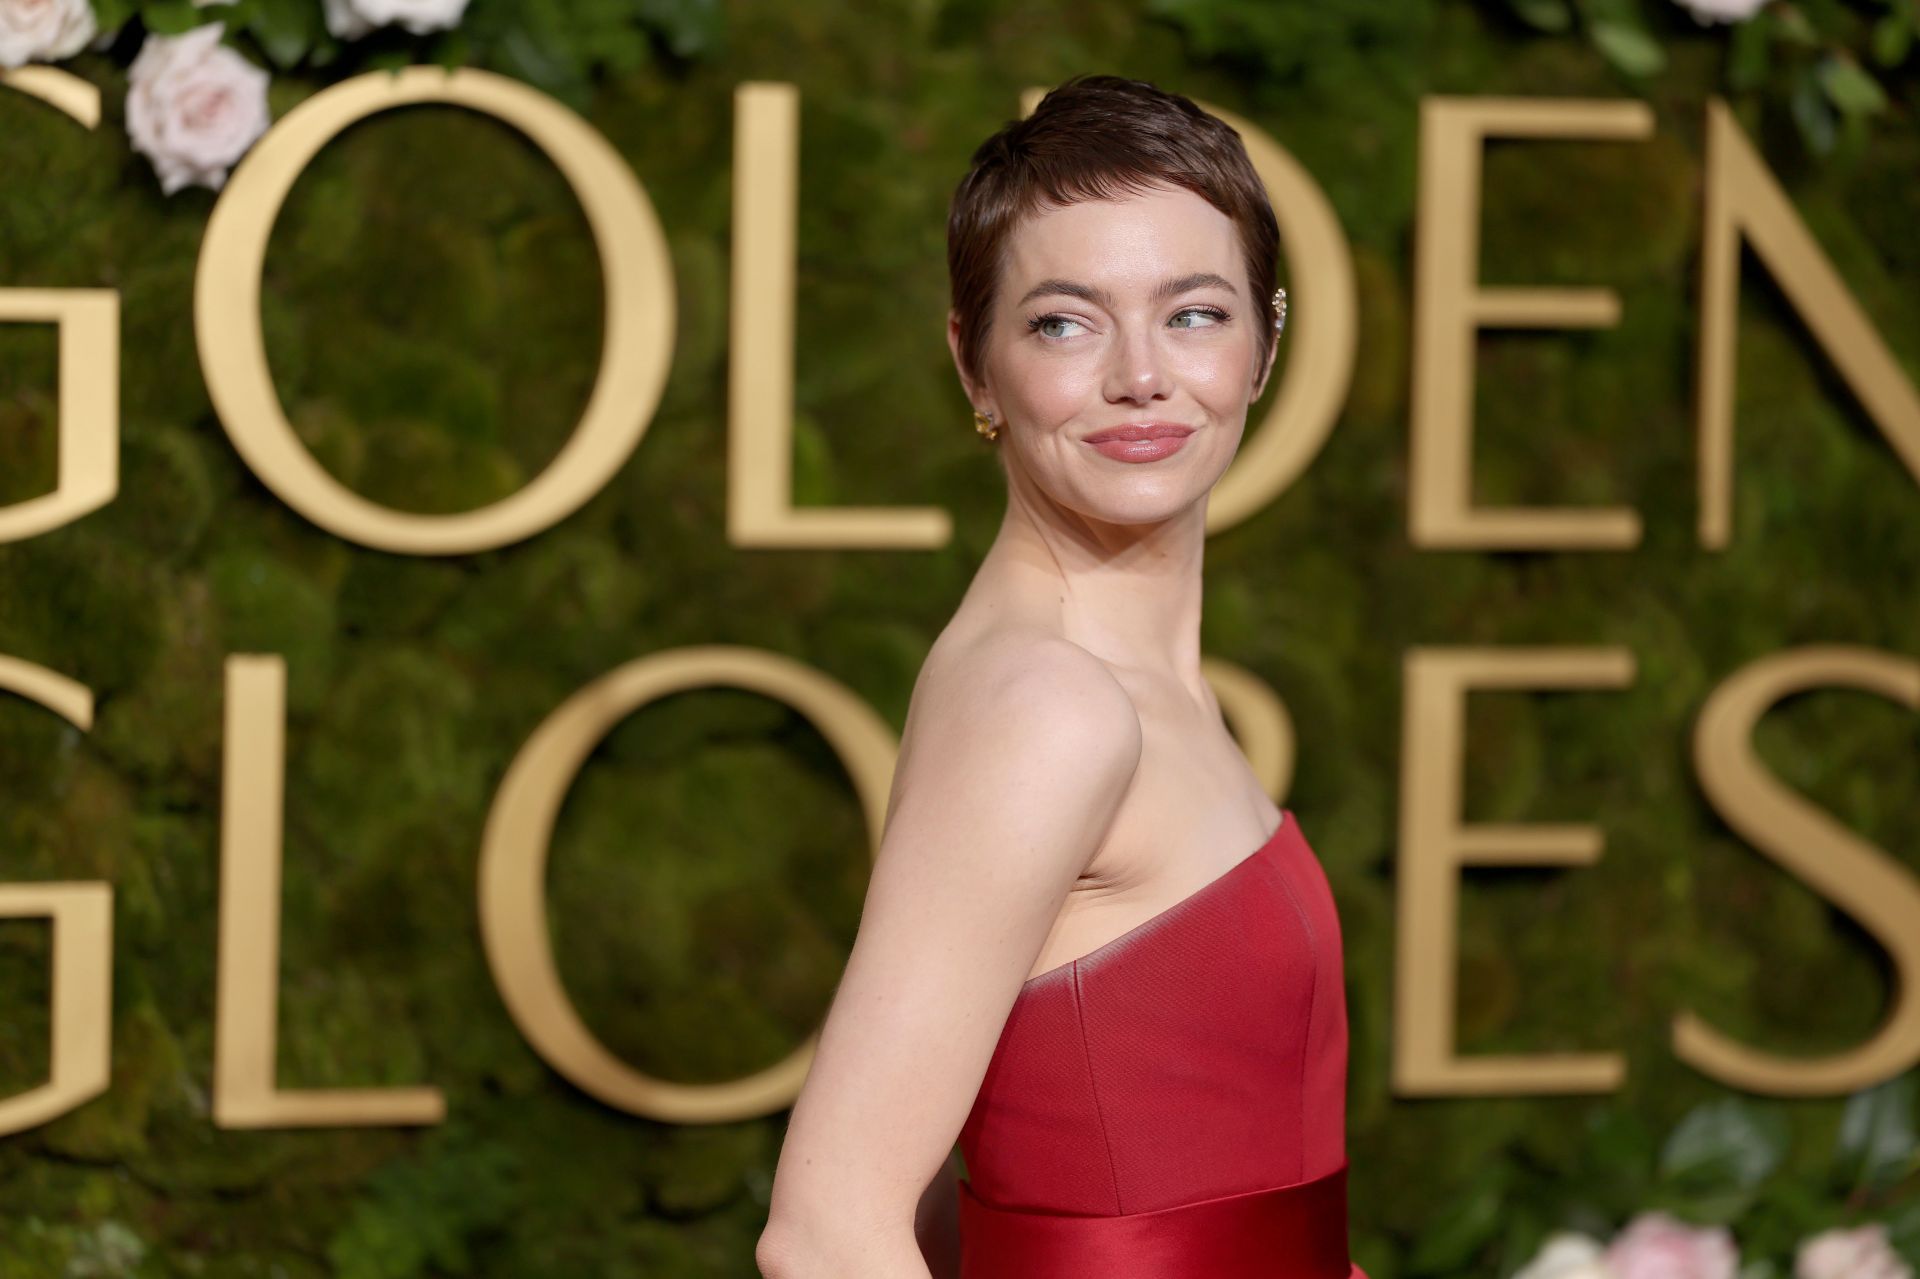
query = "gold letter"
xmin=727 ymin=82 xmax=952 ymax=548
xmin=0 ymin=64 xmax=101 ymax=125
xmin=0 ymin=656 xmax=109 ymax=1137
xmin=197 ymin=67 xmax=673 ymax=555
xmin=1395 ymin=645 xmax=1635 ymax=1094
xmin=1695 ymin=98 xmax=1920 ymax=549
xmin=1410 ymin=97 xmax=1653 ymax=549
xmin=0 ymin=884 xmax=111 ymax=1136
xmin=478 ymin=646 xmax=897 ymax=1122
xmin=214 ymin=655 xmax=445 ymax=1127
xmin=1680 ymin=645 xmax=1920 ymax=1092
xmin=0 ymin=69 xmax=115 ymax=545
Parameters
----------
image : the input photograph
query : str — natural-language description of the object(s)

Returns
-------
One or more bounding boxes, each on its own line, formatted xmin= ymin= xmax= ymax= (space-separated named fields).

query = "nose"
xmin=1101 ymin=319 xmax=1172 ymax=407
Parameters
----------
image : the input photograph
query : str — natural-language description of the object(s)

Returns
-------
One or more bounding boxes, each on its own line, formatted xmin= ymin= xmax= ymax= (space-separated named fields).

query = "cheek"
xmin=1172 ymin=337 xmax=1257 ymax=402
xmin=999 ymin=348 xmax=1105 ymax=423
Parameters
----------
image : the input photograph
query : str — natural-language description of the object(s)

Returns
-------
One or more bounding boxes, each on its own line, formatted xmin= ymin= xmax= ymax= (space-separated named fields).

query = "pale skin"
xmin=755 ymin=182 xmax=1285 ymax=1278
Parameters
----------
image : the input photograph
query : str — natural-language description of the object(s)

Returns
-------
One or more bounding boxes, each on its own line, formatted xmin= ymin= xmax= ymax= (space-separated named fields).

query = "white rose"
xmin=1671 ymin=0 xmax=1771 ymax=23
xmin=1516 ymin=1232 xmax=1621 ymax=1279
xmin=321 ymin=0 xmax=469 ymax=41
xmin=1796 ymin=1224 xmax=1915 ymax=1279
xmin=125 ymin=22 xmax=271 ymax=195
xmin=0 ymin=0 xmax=97 ymax=69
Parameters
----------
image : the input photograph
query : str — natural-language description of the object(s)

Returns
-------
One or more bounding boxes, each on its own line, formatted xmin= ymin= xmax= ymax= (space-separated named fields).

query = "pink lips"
xmin=1081 ymin=422 xmax=1195 ymax=463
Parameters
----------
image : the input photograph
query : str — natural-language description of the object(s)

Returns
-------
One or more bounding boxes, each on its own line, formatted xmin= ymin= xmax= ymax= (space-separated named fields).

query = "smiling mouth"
xmin=1081 ymin=423 xmax=1196 ymax=443
xmin=1080 ymin=423 xmax=1196 ymax=464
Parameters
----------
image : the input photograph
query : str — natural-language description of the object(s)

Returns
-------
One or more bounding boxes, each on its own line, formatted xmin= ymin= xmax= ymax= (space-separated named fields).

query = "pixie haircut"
xmin=946 ymin=74 xmax=1280 ymax=391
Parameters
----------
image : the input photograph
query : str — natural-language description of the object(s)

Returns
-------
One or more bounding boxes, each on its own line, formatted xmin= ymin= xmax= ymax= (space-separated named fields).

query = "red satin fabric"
xmin=955 ymin=809 xmax=1365 ymax=1277
xmin=957 ymin=1160 xmax=1352 ymax=1279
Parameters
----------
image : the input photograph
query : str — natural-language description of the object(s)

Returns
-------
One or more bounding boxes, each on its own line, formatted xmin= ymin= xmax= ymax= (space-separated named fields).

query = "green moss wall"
xmin=1 ymin=0 xmax=1916 ymax=1274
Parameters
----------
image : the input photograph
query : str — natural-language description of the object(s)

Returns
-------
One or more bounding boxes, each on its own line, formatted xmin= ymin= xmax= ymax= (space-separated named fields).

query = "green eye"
xmin=1171 ymin=307 xmax=1226 ymax=329
xmin=1034 ymin=315 xmax=1086 ymax=339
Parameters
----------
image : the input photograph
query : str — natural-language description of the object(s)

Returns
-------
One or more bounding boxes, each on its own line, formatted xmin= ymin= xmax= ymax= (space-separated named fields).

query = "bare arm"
xmin=756 ymin=638 xmax=1142 ymax=1278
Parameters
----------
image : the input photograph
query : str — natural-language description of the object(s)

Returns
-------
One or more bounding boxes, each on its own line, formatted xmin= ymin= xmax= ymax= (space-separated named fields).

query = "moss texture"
xmin=2 ymin=0 xmax=1917 ymax=1274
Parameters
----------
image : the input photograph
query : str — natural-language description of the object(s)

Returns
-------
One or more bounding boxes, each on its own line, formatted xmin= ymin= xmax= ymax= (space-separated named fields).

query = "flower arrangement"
xmin=0 ymin=0 xmax=720 ymax=193
xmin=1141 ymin=0 xmax=1911 ymax=162
xmin=1395 ymin=1072 xmax=1919 ymax=1278
xmin=1514 ymin=1214 xmax=1912 ymax=1279
xmin=1493 ymin=0 xmax=1910 ymax=158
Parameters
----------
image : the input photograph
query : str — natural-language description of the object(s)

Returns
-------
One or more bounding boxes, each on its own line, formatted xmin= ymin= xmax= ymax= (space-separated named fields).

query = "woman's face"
xmin=951 ymin=182 xmax=1276 ymax=525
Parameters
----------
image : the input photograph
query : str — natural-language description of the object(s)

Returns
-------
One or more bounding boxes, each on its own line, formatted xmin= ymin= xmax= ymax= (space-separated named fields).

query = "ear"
xmin=1248 ymin=324 xmax=1281 ymax=403
xmin=947 ymin=309 xmax=995 ymax=416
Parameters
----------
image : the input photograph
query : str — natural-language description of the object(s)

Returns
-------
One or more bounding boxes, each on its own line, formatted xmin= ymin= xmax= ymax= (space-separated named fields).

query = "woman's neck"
xmin=973 ymin=472 xmax=1208 ymax=679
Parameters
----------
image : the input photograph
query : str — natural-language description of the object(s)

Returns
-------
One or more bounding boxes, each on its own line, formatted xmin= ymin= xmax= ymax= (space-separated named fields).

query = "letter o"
xmin=197 ymin=66 xmax=674 ymax=554
xmin=478 ymin=645 xmax=897 ymax=1122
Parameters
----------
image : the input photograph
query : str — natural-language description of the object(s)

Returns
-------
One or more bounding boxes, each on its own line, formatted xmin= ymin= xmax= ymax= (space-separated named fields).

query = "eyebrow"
xmin=1015 ymin=271 xmax=1240 ymax=309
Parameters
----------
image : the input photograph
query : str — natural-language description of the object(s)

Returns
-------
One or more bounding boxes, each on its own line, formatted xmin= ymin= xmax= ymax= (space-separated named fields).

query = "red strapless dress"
xmin=954 ymin=808 xmax=1365 ymax=1278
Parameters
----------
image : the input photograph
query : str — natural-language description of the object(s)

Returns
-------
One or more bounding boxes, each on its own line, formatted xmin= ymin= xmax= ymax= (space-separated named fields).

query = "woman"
xmin=757 ymin=75 xmax=1360 ymax=1279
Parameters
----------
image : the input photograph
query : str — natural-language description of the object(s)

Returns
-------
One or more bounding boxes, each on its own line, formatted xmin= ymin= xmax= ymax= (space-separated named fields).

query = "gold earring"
xmin=973 ymin=408 xmax=999 ymax=442
xmin=1271 ymin=286 xmax=1288 ymax=336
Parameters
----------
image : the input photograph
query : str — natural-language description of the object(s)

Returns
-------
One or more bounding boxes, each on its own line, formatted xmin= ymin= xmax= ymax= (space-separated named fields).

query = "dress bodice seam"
xmin=1270 ymin=852 xmax=1322 ymax=1184
xmin=1070 ymin=962 xmax=1126 ymax=1214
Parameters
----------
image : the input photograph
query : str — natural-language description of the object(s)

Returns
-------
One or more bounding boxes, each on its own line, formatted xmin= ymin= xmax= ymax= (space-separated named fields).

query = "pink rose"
xmin=1796 ymin=1224 xmax=1914 ymax=1279
xmin=0 ymin=0 xmax=96 ymax=68
xmin=125 ymin=21 xmax=271 ymax=195
xmin=1671 ymin=0 xmax=1771 ymax=23
xmin=1604 ymin=1212 xmax=1740 ymax=1279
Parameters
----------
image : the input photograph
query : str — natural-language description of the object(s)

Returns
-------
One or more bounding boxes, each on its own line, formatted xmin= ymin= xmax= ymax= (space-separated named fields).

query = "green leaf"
xmin=140 ymin=0 xmax=213 ymax=35
xmin=1815 ymin=54 xmax=1888 ymax=114
xmin=1590 ymin=19 xmax=1667 ymax=77
xmin=1835 ymin=1071 xmax=1918 ymax=1192
xmin=1658 ymin=1098 xmax=1789 ymax=1191
xmin=1585 ymin=1106 xmax=1658 ymax=1184
xmin=1510 ymin=0 xmax=1574 ymax=32
xmin=248 ymin=0 xmax=320 ymax=69
xmin=1870 ymin=12 xmax=1912 ymax=66
xmin=1886 ymin=1195 xmax=1920 ymax=1266
xmin=1770 ymin=3 xmax=1819 ymax=46
xmin=1790 ymin=66 xmax=1837 ymax=153
xmin=1144 ymin=0 xmax=1226 ymax=57
xmin=1581 ymin=0 xmax=1641 ymax=23
xmin=1728 ymin=10 xmax=1771 ymax=89
xmin=577 ymin=26 xmax=650 ymax=78
xmin=1406 ymin=1163 xmax=1507 ymax=1271
xmin=428 ymin=28 xmax=472 ymax=72
xmin=635 ymin=0 xmax=725 ymax=58
xmin=92 ymin=0 xmax=139 ymax=34
xmin=498 ymin=24 xmax=582 ymax=98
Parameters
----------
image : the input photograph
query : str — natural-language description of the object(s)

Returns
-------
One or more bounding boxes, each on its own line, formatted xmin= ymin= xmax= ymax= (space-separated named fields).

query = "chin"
xmin=1071 ymin=478 xmax=1212 ymax=526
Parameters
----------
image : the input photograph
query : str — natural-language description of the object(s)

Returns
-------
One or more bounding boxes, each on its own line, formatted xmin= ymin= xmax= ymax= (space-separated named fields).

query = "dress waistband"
xmin=956 ymin=1160 xmax=1351 ymax=1279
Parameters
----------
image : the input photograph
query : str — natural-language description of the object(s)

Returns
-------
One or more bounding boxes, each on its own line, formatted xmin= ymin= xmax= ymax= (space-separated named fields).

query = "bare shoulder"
xmin=905 ymin=626 xmax=1143 ymax=773
xmin=876 ymin=625 xmax=1144 ymax=903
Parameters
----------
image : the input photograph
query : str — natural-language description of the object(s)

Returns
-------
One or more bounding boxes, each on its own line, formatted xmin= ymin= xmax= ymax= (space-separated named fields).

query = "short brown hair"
xmin=946 ymin=74 xmax=1280 ymax=391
